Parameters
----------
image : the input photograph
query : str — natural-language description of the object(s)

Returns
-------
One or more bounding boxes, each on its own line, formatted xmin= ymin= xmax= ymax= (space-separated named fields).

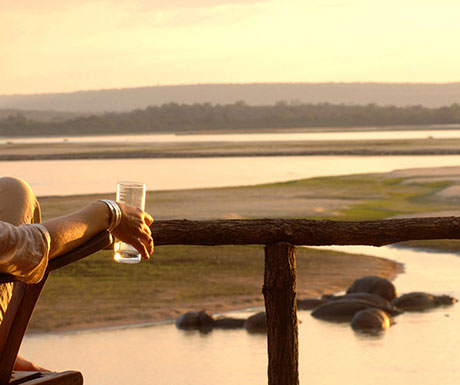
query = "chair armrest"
xmin=0 ymin=231 xmax=113 ymax=283
xmin=48 ymin=231 xmax=113 ymax=272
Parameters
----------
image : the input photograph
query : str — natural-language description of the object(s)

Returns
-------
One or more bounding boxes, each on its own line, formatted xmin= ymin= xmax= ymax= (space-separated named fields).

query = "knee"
xmin=0 ymin=177 xmax=36 ymax=200
xmin=0 ymin=177 xmax=40 ymax=222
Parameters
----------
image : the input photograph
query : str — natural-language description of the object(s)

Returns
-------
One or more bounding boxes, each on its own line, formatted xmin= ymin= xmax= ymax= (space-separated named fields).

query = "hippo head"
xmin=176 ymin=310 xmax=216 ymax=329
xmin=351 ymin=308 xmax=393 ymax=333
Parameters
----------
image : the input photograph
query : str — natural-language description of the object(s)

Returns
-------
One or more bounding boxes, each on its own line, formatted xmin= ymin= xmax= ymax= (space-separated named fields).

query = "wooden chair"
xmin=0 ymin=231 xmax=112 ymax=385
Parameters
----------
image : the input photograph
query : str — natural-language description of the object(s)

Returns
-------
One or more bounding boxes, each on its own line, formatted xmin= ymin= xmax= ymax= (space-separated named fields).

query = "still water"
xmin=20 ymin=245 xmax=460 ymax=385
xmin=2 ymin=127 xmax=460 ymax=144
xmin=4 ymin=155 xmax=460 ymax=197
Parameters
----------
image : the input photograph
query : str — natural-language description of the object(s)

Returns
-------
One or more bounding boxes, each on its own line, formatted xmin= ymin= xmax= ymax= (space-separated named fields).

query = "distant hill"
xmin=1 ymin=83 xmax=460 ymax=113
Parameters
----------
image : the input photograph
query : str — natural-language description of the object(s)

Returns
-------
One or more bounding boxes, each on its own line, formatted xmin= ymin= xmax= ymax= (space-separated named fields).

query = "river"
xmin=2 ymin=126 xmax=460 ymax=145
xmin=4 ymin=155 xmax=460 ymax=197
xmin=20 ymin=245 xmax=460 ymax=385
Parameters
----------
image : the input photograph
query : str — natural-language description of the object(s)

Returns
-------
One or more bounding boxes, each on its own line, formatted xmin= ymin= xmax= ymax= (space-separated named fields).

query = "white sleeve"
xmin=0 ymin=221 xmax=50 ymax=284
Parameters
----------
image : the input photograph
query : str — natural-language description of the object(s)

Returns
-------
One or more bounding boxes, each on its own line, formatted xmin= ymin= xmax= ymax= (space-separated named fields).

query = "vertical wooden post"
xmin=263 ymin=242 xmax=299 ymax=385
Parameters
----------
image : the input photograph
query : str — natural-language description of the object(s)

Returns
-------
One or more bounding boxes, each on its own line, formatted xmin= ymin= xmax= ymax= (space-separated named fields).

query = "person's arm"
xmin=0 ymin=201 xmax=154 ymax=283
xmin=6 ymin=201 xmax=153 ymax=373
xmin=43 ymin=201 xmax=154 ymax=260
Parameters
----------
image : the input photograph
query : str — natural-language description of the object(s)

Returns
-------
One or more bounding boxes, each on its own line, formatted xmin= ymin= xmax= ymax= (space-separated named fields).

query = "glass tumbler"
xmin=113 ymin=181 xmax=146 ymax=264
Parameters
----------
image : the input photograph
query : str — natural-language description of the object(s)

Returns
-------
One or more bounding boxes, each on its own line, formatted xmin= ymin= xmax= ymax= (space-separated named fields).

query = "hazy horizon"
xmin=2 ymin=0 xmax=460 ymax=95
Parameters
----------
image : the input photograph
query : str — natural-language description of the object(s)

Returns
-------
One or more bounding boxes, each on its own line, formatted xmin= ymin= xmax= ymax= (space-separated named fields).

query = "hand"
xmin=15 ymin=355 xmax=51 ymax=372
xmin=111 ymin=203 xmax=154 ymax=260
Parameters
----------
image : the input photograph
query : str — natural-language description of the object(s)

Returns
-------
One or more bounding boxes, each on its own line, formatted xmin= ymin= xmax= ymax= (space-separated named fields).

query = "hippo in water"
xmin=311 ymin=298 xmax=401 ymax=322
xmin=176 ymin=310 xmax=245 ymax=330
xmin=391 ymin=292 xmax=458 ymax=311
xmin=298 ymin=292 xmax=389 ymax=311
xmin=214 ymin=317 xmax=246 ymax=329
xmin=351 ymin=308 xmax=394 ymax=332
xmin=244 ymin=312 xmax=267 ymax=333
xmin=175 ymin=310 xmax=216 ymax=330
xmin=327 ymin=292 xmax=390 ymax=307
xmin=297 ymin=298 xmax=329 ymax=310
xmin=346 ymin=276 xmax=397 ymax=302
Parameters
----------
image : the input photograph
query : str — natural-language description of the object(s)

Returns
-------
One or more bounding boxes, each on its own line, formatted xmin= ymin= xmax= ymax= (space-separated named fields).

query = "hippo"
xmin=351 ymin=308 xmax=394 ymax=332
xmin=175 ymin=310 xmax=216 ymax=330
xmin=391 ymin=292 xmax=458 ymax=311
xmin=311 ymin=298 xmax=401 ymax=322
xmin=244 ymin=312 xmax=267 ymax=333
xmin=214 ymin=317 xmax=246 ymax=329
xmin=346 ymin=276 xmax=397 ymax=302
xmin=297 ymin=298 xmax=328 ymax=310
xmin=298 ymin=292 xmax=389 ymax=311
xmin=327 ymin=292 xmax=390 ymax=307
xmin=176 ymin=310 xmax=246 ymax=330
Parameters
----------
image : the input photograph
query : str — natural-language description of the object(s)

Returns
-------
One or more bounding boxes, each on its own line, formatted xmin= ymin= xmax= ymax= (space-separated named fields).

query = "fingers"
xmin=143 ymin=223 xmax=152 ymax=237
xmin=138 ymin=226 xmax=154 ymax=257
xmin=130 ymin=218 xmax=154 ymax=259
xmin=131 ymin=237 xmax=150 ymax=260
xmin=140 ymin=211 xmax=154 ymax=257
xmin=112 ymin=204 xmax=154 ymax=260
xmin=144 ymin=212 xmax=154 ymax=226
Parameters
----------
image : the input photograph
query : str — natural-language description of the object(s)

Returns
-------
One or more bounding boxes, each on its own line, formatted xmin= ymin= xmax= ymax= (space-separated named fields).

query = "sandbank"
xmin=3 ymin=137 xmax=460 ymax=160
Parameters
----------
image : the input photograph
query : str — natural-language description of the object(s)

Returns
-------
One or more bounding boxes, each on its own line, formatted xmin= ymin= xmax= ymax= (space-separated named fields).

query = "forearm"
xmin=42 ymin=201 xmax=111 ymax=259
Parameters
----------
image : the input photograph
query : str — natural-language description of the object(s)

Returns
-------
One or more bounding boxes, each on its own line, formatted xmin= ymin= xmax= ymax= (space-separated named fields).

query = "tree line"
xmin=1 ymin=102 xmax=460 ymax=137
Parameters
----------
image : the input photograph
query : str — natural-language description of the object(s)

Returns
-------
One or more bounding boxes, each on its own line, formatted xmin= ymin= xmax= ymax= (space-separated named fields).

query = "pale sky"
xmin=1 ymin=0 xmax=459 ymax=95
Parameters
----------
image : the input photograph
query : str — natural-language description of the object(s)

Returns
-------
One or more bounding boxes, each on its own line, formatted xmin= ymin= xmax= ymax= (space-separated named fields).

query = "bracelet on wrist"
xmin=99 ymin=199 xmax=122 ymax=232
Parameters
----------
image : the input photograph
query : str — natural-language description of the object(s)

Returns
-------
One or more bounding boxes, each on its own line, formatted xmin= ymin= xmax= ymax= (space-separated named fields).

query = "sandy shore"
xmin=3 ymin=137 xmax=460 ymax=160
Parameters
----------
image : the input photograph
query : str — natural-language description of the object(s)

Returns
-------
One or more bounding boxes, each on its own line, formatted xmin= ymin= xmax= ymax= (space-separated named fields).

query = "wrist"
xmin=90 ymin=201 xmax=112 ymax=231
xmin=99 ymin=200 xmax=122 ymax=232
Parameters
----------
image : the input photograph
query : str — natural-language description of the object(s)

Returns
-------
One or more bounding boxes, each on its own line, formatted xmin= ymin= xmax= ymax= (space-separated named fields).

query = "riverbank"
xmin=4 ymin=137 xmax=460 ymax=160
xmin=31 ymin=246 xmax=402 ymax=333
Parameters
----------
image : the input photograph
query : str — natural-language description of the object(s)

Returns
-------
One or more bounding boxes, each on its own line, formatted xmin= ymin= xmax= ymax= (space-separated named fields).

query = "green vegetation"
xmin=326 ymin=178 xmax=453 ymax=220
xmin=2 ymin=102 xmax=460 ymax=137
xmin=260 ymin=175 xmax=455 ymax=221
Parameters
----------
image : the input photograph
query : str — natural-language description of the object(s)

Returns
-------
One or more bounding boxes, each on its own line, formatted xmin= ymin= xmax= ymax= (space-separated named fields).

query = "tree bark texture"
xmin=263 ymin=243 xmax=299 ymax=385
xmin=151 ymin=217 xmax=460 ymax=246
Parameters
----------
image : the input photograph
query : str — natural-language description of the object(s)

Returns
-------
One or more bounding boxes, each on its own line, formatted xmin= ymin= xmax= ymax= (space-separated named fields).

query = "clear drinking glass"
xmin=114 ymin=181 xmax=146 ymax=264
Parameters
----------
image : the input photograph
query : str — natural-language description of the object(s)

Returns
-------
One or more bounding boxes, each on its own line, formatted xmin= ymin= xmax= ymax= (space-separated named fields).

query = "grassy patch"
xmin=314 ymin=177 xmax=455 ymax=220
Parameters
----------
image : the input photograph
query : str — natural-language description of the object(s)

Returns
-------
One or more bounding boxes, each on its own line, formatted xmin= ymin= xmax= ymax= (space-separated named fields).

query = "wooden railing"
xmin=151 ymin=217 xmax=460 ymax=385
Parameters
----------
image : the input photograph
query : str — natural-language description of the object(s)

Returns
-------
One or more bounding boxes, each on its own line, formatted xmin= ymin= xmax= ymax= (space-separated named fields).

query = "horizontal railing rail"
xmin=151 ymin=217 xmax=460 ymax=246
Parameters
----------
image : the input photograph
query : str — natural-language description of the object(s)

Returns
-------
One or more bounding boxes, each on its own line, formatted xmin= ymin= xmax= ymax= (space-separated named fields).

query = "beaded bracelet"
xmin=99 ymin=199 xmax=122 ymax=232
